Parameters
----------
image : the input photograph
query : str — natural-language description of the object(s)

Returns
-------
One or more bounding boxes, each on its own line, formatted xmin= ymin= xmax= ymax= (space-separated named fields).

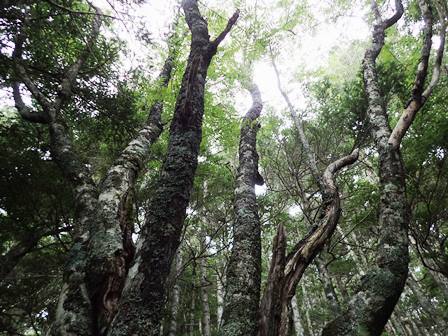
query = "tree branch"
xmin=210 ymin=10 xmax=240 ymax=49
xmin=388 ymin=0 xmax=446 ymax=148
xmin=54 ymin=3 xmax=103 ymax=110
xmin=12 ymin=82 xmax=51 ymax=123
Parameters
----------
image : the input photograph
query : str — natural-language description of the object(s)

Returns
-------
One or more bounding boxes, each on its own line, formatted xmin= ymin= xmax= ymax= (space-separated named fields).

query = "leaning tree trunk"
xmin=322 ymin=0 xmax=447 ymax=334
xmin=219 ymin=83 xmax=264 ymax=336
xmin=258 ymin=153 xmax=358 ymax=336
xmin=10 ymin=3 xmax=180 ymax=335
xmin=11 ymin=6 xmax=103 ymax=335
xmin=108 ymin=2 xmax=239 ymax=335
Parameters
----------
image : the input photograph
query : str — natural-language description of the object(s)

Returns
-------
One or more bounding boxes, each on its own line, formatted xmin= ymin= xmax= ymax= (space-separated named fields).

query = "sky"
xmin=90 ymin=0 xmax=371 ymax=113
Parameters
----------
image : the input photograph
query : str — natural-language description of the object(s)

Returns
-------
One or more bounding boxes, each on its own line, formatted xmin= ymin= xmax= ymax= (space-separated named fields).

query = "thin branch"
xmin=388 ymin=0 xmax=446 ymax=148
xmin=54 ymin=3 xmax=103 ymax=110
xmin=44 ymin=0 xmax=119 ymax=20
xmin=210 ymin=10 xmax=240 ymax=48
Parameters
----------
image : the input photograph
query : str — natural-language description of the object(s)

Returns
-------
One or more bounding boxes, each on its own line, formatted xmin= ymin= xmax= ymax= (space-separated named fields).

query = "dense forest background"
xmin=0 ymin=0 xmax=447 ymax=335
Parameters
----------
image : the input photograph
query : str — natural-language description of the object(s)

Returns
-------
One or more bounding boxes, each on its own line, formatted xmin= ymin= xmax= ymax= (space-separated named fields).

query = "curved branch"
xmin=12 ymin=82 xmax=51 ymax=123
xmin=388 ymin=0 xmax=440 ymax=149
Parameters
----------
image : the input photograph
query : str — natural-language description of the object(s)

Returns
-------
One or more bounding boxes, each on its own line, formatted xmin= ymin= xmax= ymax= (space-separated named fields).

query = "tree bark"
xmin=108 ymin=2 xmax=239 ymax=335
xmin=168 ymin=252 xmax=183 ymax=336
xmin=258 ymin=150 xmax=358 ymax=336
xmin=216 ymin=272 xmax=225 ymax=328
xmin=85 ymin=52 xmax=174 ymax=335
xmin=322 ymin=2 xmax=410 ymax=335
xmin=11 ymin=4 xmax=179 ymax=333
xmin=11 ymin=6 xmax=103 ymax=334
xmin=219 ymin=83 xmax=263 ymax=336
xmin=322 ymin=0 xmax=446 ymax=333
xmin=290 ymin=295 xmax=305 ymax=336
xmin=200 ymin=256 xmax=211 ymax=336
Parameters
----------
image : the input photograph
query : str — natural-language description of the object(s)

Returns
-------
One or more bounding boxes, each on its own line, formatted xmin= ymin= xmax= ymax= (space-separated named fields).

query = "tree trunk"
xmin=168 ymin=252 xmax=183 ymax=336
xmin=219 ymin=83 xmax=263 ymax=336
xmin=52 ymin=44 xmax=175 ymax=336
xmin=261 ymin=53 xmax=358 ymax=336
xmin=217 ymin=272 xmax=225 ymax=328
xmin=108 ymin=2 xmax=239 ymax=335
xmin=322 ymin=2 xmax=410 ymax=335
xmin=200 ymin=257 xmax=211 ymax=336
xmin=301 ymin=282 xmax=314 ymax=336
xmin=290 ymin=295 xmax=305 ymax=336
xmin=314 ymin=257 xmax=341 ymax=315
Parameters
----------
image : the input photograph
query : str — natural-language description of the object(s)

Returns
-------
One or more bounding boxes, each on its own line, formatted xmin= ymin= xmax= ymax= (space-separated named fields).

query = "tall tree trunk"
xmin=323 ymin=1 xmax=446 ymax=331
xmin=219 ymin=83 xmax=263 ymax=336
xmin=199 ymin=255 xmax=211 ymax=336
xmin=216 ymin=272 xmax=225 ymax=328
xmin=168 ymin=252 xmax=183 ymax=336
xmin=11 ymin=6 xmax=103 ymax=334
xmin=52 ymin=44 xmax=175 ymax=336
xmin=108 ymin=2 xmax=239 ymax=335
xmin=290 ymin=295 xmax=305 ymax=336
xmin=322 ymin=2 xmax=409 ymax=335
xmin=301 ymin=282 xmax=314 ymax=336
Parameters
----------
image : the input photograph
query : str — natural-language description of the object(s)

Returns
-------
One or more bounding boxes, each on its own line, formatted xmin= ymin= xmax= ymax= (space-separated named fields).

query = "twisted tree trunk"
xmin=322 ymin=0 xmax=446 ymax=333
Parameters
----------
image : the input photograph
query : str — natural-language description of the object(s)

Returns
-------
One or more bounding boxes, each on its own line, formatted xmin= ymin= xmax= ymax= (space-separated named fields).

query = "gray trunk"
xmin=322 ymin=3 xmax=410 ymax=335
xmin=219 ymin=83 xmax=263 ymax=336
xmin=168 ymin=252 xmax=183 ymax=336
xmin=290 ymin=295 xmax=305 ymax=336
xmin=200 ymin=257 xmax=211 ymax=336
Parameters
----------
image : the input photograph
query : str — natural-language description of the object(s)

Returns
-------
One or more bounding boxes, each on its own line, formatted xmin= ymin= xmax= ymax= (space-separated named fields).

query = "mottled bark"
xmin=322 ymin=0 xmax=446 ymax=334
xmin=11 ymin=6 xmax=103 ymax=335
xmin=11 ymin=3 xmax=179 ymax=334
xmin=388 ymin=0 xmax=446 ymax=148
xmin=108 ymin=2 xmax=239 ymax=335
xmin=322 ymin=2 xmax=410 ymax=335
xmin=219 ymin=83 xmax=263 ymax=336
xmin=85 ymin=52 xmax=174 ymax=335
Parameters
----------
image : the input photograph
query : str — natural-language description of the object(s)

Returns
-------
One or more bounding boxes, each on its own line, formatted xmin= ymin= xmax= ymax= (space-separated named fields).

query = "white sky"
xmin=91 ymin=0 xmax=371 ymax=115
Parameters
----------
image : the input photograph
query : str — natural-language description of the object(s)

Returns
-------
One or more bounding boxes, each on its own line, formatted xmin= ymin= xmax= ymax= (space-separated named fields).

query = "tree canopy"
xmin=0 ymin=0 xmax=447 ymax=335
